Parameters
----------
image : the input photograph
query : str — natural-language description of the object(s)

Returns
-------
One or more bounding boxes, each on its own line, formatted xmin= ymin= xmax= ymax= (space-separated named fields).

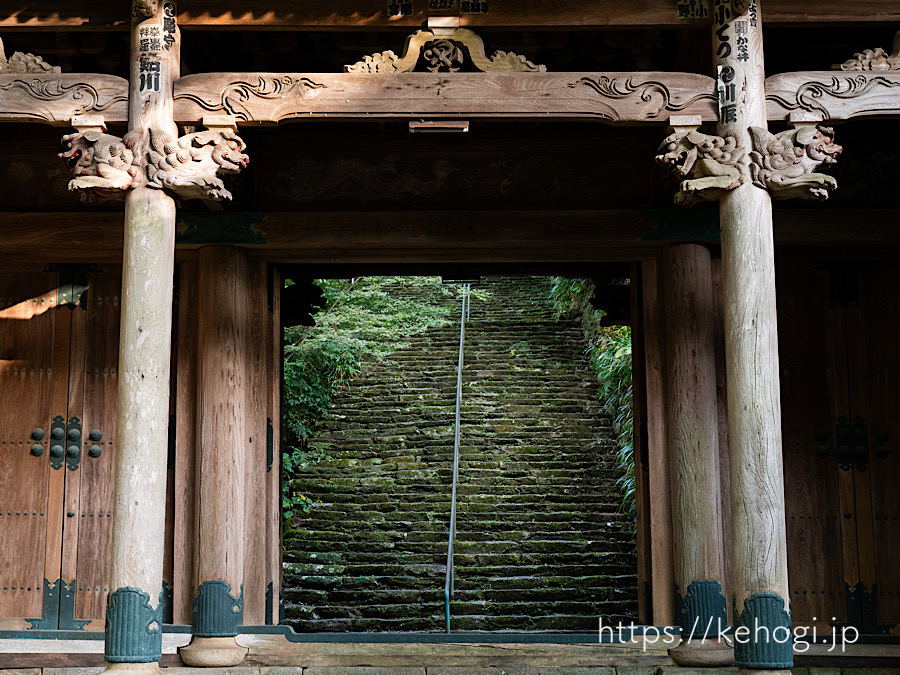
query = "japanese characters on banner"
xmin=138 ymin=3 xmax=175 ymax=93
xmin=676 ymin=0 xmax=709 ymax=19
xmin=387 ymin=0 xmax=489 ymax=15
xmin=713 ymin=0 xmax=757 ymax=125
xmin=387 ymin=0 xmax=413 ymax=16
xmin=138 ymin=24 xmax=162 ymax=92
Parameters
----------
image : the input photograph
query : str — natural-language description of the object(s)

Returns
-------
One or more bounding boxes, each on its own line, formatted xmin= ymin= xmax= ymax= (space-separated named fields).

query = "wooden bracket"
xmin=70 ymin=114 xmax=107 ymax=135
xmin=202 ymin=114 xmax=239 ymax=133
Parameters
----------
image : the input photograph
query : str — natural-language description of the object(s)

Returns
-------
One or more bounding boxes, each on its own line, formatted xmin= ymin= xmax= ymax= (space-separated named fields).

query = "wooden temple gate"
xmin=1 ymin=0 xmax=900 ymax=671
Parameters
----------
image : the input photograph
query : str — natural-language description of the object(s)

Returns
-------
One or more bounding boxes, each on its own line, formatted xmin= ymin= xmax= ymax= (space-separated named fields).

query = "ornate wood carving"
xmin=58 ymin=116 xmax=140 ymax=201
xmin=658 ymin=119 xmax=842 ymax=204
xmin=835 ymin=32 xmax=900 ymax=71
xmin=174 ymin=75 xmax=327 ymax=123
xmin=656 ymin=123 xmax=748 ymax=206
xmin=0 ymin=74 xmax=129 ymax=125
xmin=345 ymin=27 xmax=546 ymax=73
xmin=568 ymin=76 xmax=717 ymax=121
xmin=748 ymin=125 xmax=842 ymax=200
xmin=0 ymin=37 xmax=60 ymax=74
xmin=174 ymin=72 xmax=717 ymax=125
xmin=766 ymin=71 xmax=900 ymax=122
xmin=145 ymin=125 xmax=249 ymax=201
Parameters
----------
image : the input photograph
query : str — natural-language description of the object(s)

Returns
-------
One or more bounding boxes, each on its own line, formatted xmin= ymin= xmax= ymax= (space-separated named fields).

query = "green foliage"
xmin=549 ymin=277 xmax=635 ymax=519
xmin=281 ymin=277 xmax=482 ymax=522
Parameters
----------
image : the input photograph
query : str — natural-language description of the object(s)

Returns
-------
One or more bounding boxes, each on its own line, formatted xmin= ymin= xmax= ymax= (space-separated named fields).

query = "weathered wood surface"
xmin=0 ymin=74 xmax=127 ymax=125
xmin=0 ymin=272 xmax=63 ymax=628
xmin=640 ymin=260 xmax=675 ymax=627
xmin=242 ymin=260 xmax=268 ymax=625
xmin=265 ymin=267 xmax=282 ymax=627
xmin=766 ymin=71 xmax=900 ymax=122
xmin=174 ymin=262 xmax=200 ymax=626
xmin=196 ymin=246 xmax=248 ymax=598
xmin=173 ymin=72 xmax=718 ymax=125
xmin=5 ymin=70 xmax=900 ymax=126
xmin=108 ymin=0 xmax=179 ymax=637
xmin=662 ymin=245 xmax=724 ymax=598
xmin=3 ymin=0 xmax=900 ymax=29
xmin=776 ymin=267 xmax=850 ymax=632
xmin=715 ymin=0 xmax=791 ymax=626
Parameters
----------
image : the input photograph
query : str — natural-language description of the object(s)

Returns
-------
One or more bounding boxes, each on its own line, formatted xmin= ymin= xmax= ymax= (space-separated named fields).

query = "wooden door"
xmin=849 ymin=270 xmax=900 ymax=634
xmin=777 ymin=267 xmax=856 ymax=632
xmin=0 ymin=272 xmax=70 ymax=629
xmin=61 ymin=270 xmax=122 ymax=630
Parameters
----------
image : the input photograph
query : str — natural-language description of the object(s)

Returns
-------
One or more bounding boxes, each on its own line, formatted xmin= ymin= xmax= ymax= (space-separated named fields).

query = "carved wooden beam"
xmin=4 ymin=1 xmax=900 ymax=30
xmin=4 ymin=69 xmax=900 ymax=128
xmin=0 ymin=73 xmax=128 ymax=124
xmin=173 ymin=71 xmax=718 ymax=125
xmin=766 ymin=71 xmax=900 ymax=122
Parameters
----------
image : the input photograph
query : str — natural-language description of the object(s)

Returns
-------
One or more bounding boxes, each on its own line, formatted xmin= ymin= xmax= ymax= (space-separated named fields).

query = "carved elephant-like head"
xmin=209 ymin=130 xmax=250 ymax=174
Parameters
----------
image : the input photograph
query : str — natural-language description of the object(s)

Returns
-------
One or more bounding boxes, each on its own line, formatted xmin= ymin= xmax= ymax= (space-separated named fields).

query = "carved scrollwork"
xmin=145 ymin=127 xmax=249 ymax=201
xmin=749 ymin=125 xmax=842 ymax=200
xmin=766 ymin=73 xmax=900 ymax=121
xmin=835 ymin=33 xmax=900 ymax=71
xmin=0 ymin=37 xmax=60 ymax=74
xmin=344 ymin=51 xmax=400 ymax=73
xmin=656 ymin=127 xmax=749 ymax=206
xmin=174 ymin=75 xmax=326 ymax=122
xmin=0 ymin=77 xmax=128 ymax=123
xmin=345 ymin=28 xmax=546 ymax=73
xmin=59 ymin=125 xmax=141 ymax=202
xmin=571 ymin=76 xmax=717 ymax=122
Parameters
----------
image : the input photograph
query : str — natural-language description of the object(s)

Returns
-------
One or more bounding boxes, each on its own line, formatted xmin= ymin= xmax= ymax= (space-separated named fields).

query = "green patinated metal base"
xmin=675 ymin=579 xmax=727 ymax=639
xmin=193 ymin=580 xmax=244 ymax=637
xmin=27 ymin=578 xmax=88 ymax=630
xmin=265 ymin=582 xmax=274 ymax=626
xmin=105 ymin=586 xmax=163 ymax=663
xmin=733 ymin=592 xmax=793 ymax=669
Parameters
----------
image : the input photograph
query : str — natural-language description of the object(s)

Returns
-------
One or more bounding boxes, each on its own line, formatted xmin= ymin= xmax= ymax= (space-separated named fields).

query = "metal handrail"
xmin=444 ymin=284 xmax=469 ymax=633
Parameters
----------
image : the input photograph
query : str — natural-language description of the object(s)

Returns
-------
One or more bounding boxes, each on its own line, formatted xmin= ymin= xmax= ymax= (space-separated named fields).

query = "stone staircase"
xmin=283 ymin=276 xmax=638 ymax=632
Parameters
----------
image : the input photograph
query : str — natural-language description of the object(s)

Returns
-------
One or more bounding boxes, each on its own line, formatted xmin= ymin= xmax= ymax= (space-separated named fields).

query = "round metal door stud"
xmin=88 ymin=429 xmax=102 ymax=442
xmin=50 ymin=445 xmax=64 ymax=458
xmin=30 ymin=444 xmax=44 ymax=457
xmin=66 ymin=445 xmax=81 ymax=459
xmin=51 ymin=428 xmax=64 ymax=441
xmin=31 ymin=428 xmax=45 ymax=441
xmin=88 ymin=445 xmax=102 ymax=458
xmin=67 ymin=428 xmax=81 ymax=442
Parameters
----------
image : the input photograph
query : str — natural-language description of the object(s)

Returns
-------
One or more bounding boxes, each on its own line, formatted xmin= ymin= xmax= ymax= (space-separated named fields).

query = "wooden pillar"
xmin=662 ymin=244 xmax=731 ymax=667
xmin=180 ymin=245 xmax=249 ymax=667
xmin=105 ymin=1 xmax=179 ymax=667
xmin=714 ymin=1 xmax=792 ymax=670
xmin=641 ymin=260 xmax=675 ymax=627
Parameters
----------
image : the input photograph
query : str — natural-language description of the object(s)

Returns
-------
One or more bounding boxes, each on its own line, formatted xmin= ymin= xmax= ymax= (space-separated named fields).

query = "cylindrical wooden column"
xmin=105 ymin=1 xmax=179 ymax=666
xmin=181 ymin=245 xmax=249 ymax=667
xmin=663 ymin=244 xmax=730 ymax=666
xmin=715 ymin=1 xmax=791 ymax=670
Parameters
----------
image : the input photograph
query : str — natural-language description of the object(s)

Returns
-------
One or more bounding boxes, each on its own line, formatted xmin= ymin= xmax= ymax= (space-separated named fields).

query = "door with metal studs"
xmin=0 ymin=268 xmax=121 ymax=631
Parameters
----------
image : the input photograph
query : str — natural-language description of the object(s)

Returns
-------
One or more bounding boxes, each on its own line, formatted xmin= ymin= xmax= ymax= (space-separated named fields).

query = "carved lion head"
xmin=655 ymin=130 xmax=703 ymax=177
xmin=798 ymin=125 xmax=843 ymax=166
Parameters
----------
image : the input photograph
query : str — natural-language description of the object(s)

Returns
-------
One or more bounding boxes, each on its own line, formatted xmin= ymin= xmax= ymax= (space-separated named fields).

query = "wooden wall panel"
xmin=266 ymin=266 xmax=283 ymax=625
